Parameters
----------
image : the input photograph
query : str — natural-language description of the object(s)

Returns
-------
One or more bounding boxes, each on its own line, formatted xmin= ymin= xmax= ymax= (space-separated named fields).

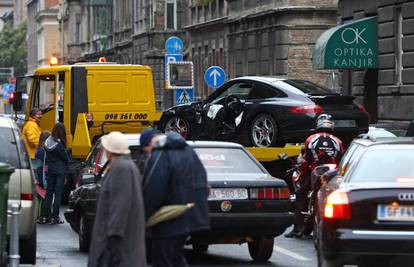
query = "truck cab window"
xmin=32 ymin=75 xmax=56 ymax=112
xmin=58 ymin=73 xmax=65 ymax=123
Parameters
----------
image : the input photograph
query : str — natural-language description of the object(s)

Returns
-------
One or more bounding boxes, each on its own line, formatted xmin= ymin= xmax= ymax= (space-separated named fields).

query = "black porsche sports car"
xmin=158 ymin=77 xmax=369 ymax=147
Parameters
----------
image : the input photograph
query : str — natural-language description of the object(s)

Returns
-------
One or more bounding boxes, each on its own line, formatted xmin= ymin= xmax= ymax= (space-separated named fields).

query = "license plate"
xmin=208 ymin=188 xmax=248 ymax=201
xmin=377 ymin=204 xmax=414 ymax=222
xmin=333 ymin=120 xmax=356 ymax=128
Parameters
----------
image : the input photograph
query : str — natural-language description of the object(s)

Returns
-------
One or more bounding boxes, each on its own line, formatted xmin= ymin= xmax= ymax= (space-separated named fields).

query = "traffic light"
xmin=9 ymin=92 xmax=22 ymax=111
xmin=8 ymin=92 xmax=15 ymax=105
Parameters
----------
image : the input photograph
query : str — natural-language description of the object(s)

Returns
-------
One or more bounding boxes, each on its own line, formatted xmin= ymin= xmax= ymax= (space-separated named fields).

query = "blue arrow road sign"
xmin=204 ymin=66 xmax=226 ymax=89
xmin=165 ymin=36 xmax=184 ymax=54
xmin=175 ymin=89 xmax=194 ymax=105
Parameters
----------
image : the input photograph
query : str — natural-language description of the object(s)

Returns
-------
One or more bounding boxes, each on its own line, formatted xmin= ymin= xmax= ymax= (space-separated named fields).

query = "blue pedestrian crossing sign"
xmin=165 ymin=36 xmax=184 ymax=54
xmin=175 ymin=89 xmax=194 ymax=105
xmin=204 ymin=66 xmax=226 ymax=89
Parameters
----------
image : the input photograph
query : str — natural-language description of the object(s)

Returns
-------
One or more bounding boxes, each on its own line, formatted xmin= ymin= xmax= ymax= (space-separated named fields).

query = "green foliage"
xmin=0 ymin=22 xmax=27 ymax=82
xmin=197 ymin=0 xmax=214 ymax=6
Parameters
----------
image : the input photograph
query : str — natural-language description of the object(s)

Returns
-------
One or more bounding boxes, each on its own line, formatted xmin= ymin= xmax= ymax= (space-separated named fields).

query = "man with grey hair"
xmin=88 ymin=131 xmax=146 ymax=267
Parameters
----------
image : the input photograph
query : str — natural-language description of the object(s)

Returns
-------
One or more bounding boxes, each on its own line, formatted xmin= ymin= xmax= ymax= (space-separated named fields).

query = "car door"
xmin=28 ymin=74 xmax=59 ymax=133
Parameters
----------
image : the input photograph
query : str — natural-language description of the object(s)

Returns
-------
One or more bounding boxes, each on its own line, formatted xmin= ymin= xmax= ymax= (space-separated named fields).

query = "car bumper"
xmin=7 ymin=200 xmax=36 ymax=239
xmin=322 ymin=228 xmax=414 ymax=258
xmin=198 ymin=212 xmax=294 ymax=237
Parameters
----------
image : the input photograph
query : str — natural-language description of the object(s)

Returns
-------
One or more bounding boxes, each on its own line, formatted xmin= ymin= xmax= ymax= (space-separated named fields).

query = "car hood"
xmin=207 ymin=173 xmax=287 ymax=188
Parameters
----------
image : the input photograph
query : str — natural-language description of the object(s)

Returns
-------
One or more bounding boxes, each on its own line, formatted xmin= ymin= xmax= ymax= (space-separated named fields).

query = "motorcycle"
xmin=279 ymin=153 xmax=303 ymax=194
xmin=302 ymin=164 xmax=338 ymax=237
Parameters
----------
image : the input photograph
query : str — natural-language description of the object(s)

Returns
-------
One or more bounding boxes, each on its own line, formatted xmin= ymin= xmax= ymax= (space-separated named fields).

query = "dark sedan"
xmin=189 ymin=141 xmax=293 ymax=262
xmin=158 ymin=77 xmax=369 ymax=147
xmin=316 ymin=138 xmax=414 ymax=267
xmin=65 ymin=136 xmax=293 ymax=262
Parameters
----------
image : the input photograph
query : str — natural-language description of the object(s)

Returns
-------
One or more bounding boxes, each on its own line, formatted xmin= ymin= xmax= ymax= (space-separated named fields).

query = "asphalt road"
xmin=34 ymin=211 xmax=317 ymax=267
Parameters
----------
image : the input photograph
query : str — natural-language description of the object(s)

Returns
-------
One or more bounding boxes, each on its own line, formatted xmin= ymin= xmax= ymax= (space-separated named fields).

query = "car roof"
xmin=351 ymin=137 xmax=414 ymax=147
xmin=231 ymin=76 xmax=287 ymax=84
xmin=187 ymin=140 xmax=245 ymax=148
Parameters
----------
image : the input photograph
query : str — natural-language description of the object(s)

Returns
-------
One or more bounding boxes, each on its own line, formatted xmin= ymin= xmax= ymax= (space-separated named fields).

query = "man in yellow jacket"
xmin=22 ymin=108 xmax=42 ymax=159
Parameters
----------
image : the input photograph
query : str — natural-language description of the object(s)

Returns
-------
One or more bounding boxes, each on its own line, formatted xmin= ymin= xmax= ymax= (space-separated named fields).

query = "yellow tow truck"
xmin=18 ymin=59 xmax=161 ymax=159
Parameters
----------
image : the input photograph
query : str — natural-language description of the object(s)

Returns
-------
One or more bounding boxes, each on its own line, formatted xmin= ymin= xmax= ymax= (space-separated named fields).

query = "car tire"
xmin=317 ymin=243 xmax=341 ymax=267
xmin=20 ymin=226 xmax=36 ymax=265
xmin=192 ymin=244 xmax=208 ymax=254
xmin=313 ymin=215 xmax=319 ymax=249
xmin=79 ymin=215 xmax=92 ymax=252
xmin=248 ymin=237 xmax=274 ymax=262
xmin=163 ymin=116 xmax=191 ymax=139
xmin=250 ymin=113 xmax=278 ymax=147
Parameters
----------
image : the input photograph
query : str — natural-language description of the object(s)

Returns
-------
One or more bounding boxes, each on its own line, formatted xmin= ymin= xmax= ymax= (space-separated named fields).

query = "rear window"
xmin=0 ymin=127 xmax=24 ymax=169
xmin=194 ymin=147 xmax=265 ymax=174
xmin=350 ymin=147 xmax=414 ymax=183
xmin=275 ymin=79 xmax=336 ymax=95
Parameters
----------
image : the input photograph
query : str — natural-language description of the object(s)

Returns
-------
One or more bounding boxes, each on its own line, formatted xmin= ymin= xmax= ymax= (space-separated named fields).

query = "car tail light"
xmin=324 ymin=191 xmax=351 ymax=219
xmin=357 ymin=104 xmax=367 ymax=113
xmin=250 ymin=188 xmax=290 ymax=200
xmin=21 ymin=193 xmax=33 ymax=201
xmin=290 ymin=104 xmax=324 ymax=114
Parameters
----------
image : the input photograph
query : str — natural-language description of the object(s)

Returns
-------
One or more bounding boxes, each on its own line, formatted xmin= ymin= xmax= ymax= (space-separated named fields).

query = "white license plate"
xmin=208 ymin=188 xmax=248 ymax=201
xmin=333 ymin=120 xmax=356 ymax=128
xmin=377 ymin=204 xmax=414 ymax=222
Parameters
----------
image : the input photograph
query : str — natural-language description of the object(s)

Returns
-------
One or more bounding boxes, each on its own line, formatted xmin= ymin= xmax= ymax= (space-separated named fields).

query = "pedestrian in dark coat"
xmin=143 ymin=131 xmax=210 ymax=267
xmin=40 ymin=123 xmax=69 ymax=224
xmin=88 ymin=131 xmax=146 ymax=267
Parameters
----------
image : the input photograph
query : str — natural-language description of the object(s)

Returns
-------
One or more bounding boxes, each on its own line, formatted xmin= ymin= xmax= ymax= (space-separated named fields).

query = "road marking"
xmin=273 ymin=245 xmax=311 ymax=261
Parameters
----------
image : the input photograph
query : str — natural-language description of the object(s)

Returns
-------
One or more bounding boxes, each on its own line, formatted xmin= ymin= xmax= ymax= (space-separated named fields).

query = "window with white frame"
xmin=165 ymin=0 xmax=177 ymax=30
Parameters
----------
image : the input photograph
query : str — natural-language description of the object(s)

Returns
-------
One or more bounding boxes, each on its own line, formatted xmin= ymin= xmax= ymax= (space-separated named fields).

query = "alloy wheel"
xmin=164 ymin=116 xmax=189 ymax=138
xmin=252 ymin=116 xmax=275 ymax=147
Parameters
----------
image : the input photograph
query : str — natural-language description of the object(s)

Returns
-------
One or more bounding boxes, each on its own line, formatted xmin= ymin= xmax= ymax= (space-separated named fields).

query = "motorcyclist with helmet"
xmin=285 ymin=114 xmax=344 ymax=238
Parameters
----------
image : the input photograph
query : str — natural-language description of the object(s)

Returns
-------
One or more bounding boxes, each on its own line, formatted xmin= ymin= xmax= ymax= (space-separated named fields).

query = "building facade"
xmin=26 ymin=0 xmax=60 ymax=75
xmin=63 ymin=0 xmax=188 ymax=110
xmin=0 ymin=0 xmax=13 ymax=30
xmin=338 ymin=0 xmax=414 ymax=122
xmin=14 ymin=0 xmax=27 ymax=26
xmin=186 ymin=0 xmax=339 ymax=99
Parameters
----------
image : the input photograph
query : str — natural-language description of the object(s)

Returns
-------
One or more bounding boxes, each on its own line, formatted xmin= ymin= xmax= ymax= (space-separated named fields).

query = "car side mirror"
xmin=321 ymin=170 xmax=339 ymax=184
xmin=314 ymin=165 xmax=331 ymax=176
xmin=81 ymin=173 xmax=95 ymax=185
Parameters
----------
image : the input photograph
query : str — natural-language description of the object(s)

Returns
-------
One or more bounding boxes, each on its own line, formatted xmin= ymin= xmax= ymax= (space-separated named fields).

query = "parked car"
xmin=315 ymin=137 xmax=414 ymax=267
xmin=64 ymin=133 xmax=142 ymax=252
xmin=65 ymin=135 xmax=294 ymax=262
xmin=0 ymin=116 xmax=37 ymax=264
xmin=157 ymin=77 xmax=369 ymax=147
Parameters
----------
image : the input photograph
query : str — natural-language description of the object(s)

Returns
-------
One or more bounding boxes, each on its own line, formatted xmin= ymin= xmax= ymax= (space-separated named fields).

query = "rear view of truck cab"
xmin=25 ymin=62 xmax=161 ymax=160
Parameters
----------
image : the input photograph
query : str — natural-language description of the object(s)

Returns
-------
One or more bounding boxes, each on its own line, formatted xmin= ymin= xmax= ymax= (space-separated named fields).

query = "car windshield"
xmin=194 ymin=147 xmax=265 ymax=175
xmin=275 ymin=79 xmax=336 ymax=96
xmin=0 ymin=127 xmax=21 ymax=169
xmin=350 ymin=146 xmax=414 ymax=183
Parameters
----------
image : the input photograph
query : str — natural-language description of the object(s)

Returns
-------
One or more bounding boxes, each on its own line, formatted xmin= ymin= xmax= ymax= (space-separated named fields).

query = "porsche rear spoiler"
xmin=309 ymin=95 xmax=355 ymax=105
